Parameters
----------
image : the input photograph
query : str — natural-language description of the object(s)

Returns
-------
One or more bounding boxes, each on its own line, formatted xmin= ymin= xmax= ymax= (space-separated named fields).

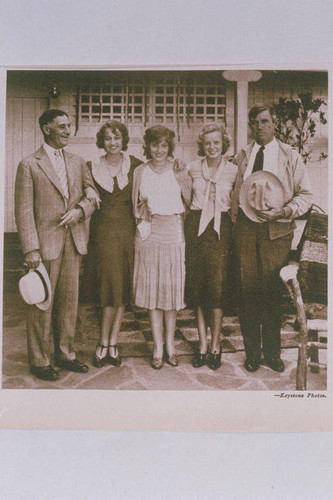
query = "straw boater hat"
xmin=239 ymin=171 xmax=285 ymax=223
xmin=19 ymin=262 xmax=52 ymax=310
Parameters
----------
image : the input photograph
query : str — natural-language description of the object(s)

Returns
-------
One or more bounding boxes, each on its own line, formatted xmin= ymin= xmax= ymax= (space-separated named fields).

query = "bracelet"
xmin=281 ymin=208 xmax=286 ymax=218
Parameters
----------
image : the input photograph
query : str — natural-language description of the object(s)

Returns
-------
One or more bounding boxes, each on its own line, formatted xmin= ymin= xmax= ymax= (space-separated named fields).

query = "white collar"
xmin=92 ymin=152 xmax=131 ymax=193
xmin=43 ymin=142 xmax=64 ymax=160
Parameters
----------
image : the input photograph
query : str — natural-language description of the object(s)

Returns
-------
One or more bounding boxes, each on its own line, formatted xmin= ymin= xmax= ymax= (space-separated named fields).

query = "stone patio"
xmin=2 ymin=272 xmax=327 ymax=391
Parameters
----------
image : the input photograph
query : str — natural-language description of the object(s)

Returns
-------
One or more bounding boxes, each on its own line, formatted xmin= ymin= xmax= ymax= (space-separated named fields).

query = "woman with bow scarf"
xmin=185 ymin=123 xmax=238 ymax=370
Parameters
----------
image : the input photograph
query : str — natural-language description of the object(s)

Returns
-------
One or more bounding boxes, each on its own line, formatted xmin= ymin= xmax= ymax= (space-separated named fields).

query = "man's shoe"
xmin=31 ymin=365 xmax=59 ymax=381
xmin=56 ymin=359 xmax=89 ymax=373
xmin=265 ymin=357 xmax=285 ymax=372
xmin=244 ymin=358 xmax=260 ymax=372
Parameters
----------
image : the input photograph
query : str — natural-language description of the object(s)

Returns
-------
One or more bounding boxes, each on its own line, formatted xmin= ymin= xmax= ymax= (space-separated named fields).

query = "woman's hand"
xmin=85 ymin=187 xmax=101 ymax=209
xmin=173 ymin=159 xmax=186 ymax=173
xmin=137 ymin=221 xmax=151 ymax=241
xmin=58 ymin=208 xmax=83 ymax=227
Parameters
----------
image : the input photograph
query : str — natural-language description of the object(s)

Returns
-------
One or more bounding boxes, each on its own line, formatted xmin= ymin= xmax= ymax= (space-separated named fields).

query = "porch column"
xmin=222 ymin=70 xmax=262 ymax=152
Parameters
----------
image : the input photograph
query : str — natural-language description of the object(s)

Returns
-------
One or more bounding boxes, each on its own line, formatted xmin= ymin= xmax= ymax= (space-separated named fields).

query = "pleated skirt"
xmin=133 ymin=214 xmax=185 ymax=311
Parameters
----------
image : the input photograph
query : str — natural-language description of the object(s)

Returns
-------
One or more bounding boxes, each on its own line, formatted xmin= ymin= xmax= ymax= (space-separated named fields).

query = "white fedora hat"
xmin=19 ymin=262 xmax=52 ymax=310
xmin=240 ymin=171 xmax=285 ymax=223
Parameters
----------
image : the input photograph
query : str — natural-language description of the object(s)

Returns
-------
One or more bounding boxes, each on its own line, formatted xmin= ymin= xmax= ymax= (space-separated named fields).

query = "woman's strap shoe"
xmin=192 ymin=352 xmax=207 ymax=368
xmin=93 ymin=343 xmax=108 ymax=368
xmin=166 ymin=354 xmax=178 ymax=367
xmin=108 ymin=345 xmax=122 ymax=367
xmin=151 ymin=357 xmax=163 ymax=370
xmin=207 ymin=352 xmax=221 ymax=370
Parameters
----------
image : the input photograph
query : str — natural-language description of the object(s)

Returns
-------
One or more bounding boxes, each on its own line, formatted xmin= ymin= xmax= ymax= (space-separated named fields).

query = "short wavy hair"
xmin=197 ymin=123 xmax=230 ymax=156
xmin=248 ymin=104 xmax=276 ymax=123
xmin=143 ymin=125 xmax=175 ymax=159
xmin=96 ymin=120 xmax=130 ymax=151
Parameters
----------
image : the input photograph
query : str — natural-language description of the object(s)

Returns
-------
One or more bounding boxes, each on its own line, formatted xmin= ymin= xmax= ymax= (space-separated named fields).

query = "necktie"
xmin=54 ymin=149 xmax=69 ymax=199
xmin=252 ymin=145 xmax=265 ymax=173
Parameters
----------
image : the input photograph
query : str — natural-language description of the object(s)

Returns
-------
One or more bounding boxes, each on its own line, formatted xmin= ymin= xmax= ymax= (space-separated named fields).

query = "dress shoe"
xmin=56 ymin=359 xmax=89 ymax=373
xmin=108 ymin=345 xmax=122 ymax=367
xmin=244 ymin=358 xmax=260 ymax=372
xmin=207 ymin=352 xmax=221 ymax=370
xmin=165 ymin=354 xmax=178 ymax=367
xmin=31 ymin=365 xmax=59 ymax=381
xmin=192 ymin=352 xmax=207 ymax=368
xmin=151 ymin=357 xmax=163 ymax=370
xmin=265 ymin=357 xmax=285 ymax=372
xmin=93 ymin=343 xmax=108 ymax=368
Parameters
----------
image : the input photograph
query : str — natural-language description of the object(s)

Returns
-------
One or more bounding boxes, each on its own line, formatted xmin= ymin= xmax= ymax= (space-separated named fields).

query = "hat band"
xmin=34 ymin=269 xmax=49 ymax=303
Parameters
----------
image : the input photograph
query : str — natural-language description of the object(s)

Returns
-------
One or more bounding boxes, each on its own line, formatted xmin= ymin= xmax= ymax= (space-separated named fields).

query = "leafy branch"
xmin=272 ymin=93 xmax=327 ymax=164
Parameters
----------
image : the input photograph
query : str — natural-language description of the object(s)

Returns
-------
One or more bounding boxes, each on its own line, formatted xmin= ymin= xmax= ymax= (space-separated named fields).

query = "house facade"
xmin=5 ymin=69 xmax=328 ymax=233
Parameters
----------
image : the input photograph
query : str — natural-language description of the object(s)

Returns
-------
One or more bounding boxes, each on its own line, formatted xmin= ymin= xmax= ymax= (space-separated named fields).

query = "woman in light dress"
xmin=132 ymin=125 xmax=191 ymax=369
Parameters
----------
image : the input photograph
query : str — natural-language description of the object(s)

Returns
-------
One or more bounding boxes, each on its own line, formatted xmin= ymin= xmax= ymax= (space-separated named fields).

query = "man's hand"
xmin=173 ymin=159 xmax=186 ymax=173
xmin=58 ymin=208 xmax=83 ymax=228
xmin=255 ymin=208 xmax=285 ymax=221
xmin=85 ymin=186 xmax=101 ymax=209
xmin=24 ymin=250 xmax=41 ymax=269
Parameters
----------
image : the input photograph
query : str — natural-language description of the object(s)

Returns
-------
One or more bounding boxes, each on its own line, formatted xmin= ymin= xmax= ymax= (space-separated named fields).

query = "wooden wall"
xmin=5 ymin=70 xmax=328 ymax=232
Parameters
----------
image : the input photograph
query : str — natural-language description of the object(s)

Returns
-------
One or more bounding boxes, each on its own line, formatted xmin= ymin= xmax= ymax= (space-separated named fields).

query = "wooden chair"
xmin=280 ymin=210 xmax=327 ymax=390
xmin=280 ymin=264 xmax=327 ymax=390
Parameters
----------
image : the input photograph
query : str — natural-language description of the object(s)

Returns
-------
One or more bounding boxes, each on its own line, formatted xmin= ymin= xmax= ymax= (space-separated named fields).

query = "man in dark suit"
xmin=15 ymin=109 xmax=98 ymax=381
xmin=231 ymin=104 xmax=313 ymax=373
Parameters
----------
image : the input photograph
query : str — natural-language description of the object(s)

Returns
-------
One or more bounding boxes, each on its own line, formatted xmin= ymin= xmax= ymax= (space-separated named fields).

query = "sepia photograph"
xmin=2 ymin=68 xmax=328 ymax=393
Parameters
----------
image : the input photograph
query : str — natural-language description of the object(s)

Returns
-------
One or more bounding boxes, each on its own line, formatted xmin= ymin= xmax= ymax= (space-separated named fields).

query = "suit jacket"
xmin=230 ymin=139 xmax=313 ymax=240
xmin=15 ymin=146 xmax=96 ymax=260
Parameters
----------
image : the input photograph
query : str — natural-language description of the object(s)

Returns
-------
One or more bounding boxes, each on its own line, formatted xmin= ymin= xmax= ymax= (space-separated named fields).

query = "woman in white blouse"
xmin=185 ymin=123 xmax=238 ymax=370
xmin=132 ymin=125 xmax=191 ymax=369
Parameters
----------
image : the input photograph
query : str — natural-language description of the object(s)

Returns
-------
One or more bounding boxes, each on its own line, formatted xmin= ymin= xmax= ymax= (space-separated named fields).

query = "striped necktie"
xmin=252 ymin=145 xmax=265 ymax=173
xmin=54 ymin=149 xmax=69 ymax=199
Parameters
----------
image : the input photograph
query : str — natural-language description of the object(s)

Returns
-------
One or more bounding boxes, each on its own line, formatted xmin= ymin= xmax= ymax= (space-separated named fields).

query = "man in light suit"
xmin=231 ymin=105 xmax=313 ymax=373
xmin=15 ymin=109 xmax=98 ymax=381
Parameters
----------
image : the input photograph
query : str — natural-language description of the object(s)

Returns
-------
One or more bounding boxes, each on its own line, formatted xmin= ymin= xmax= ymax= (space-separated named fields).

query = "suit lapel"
xmin=276 ymin=140 xmax=289 ymax=180
xmin=240 ymin=142 xmax=254 ymax=177
xmin=63 ymin=150 xmax=77 ymax=198
xmin=35 ymin=146 xmax=65 ymax=198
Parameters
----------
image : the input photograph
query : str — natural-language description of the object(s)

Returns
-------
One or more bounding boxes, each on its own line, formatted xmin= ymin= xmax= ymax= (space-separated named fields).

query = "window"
xmin=79 ymin=74 xmax=226 ymax=126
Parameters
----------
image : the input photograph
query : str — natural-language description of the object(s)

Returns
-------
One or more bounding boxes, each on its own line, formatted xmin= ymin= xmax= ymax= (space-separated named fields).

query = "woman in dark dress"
xmin=84 ymin=120 xmax=141 ymax=368
xmin=185 ymin=123 xmax=238 ymax=370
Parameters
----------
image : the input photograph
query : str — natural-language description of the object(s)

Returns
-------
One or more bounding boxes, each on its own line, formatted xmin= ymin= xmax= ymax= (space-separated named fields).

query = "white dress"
xmin=133 ymin=164 xmax=186 ymax=311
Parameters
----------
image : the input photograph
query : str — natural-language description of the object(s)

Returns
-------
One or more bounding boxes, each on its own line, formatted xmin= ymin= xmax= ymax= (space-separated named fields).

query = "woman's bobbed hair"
xmin=197 ymin=123 xmax=230 ymax=156
xmin=143 ymin=125 xmax=175 ymax=159
xmin=96 ymin=120 xmax=130 ymax=151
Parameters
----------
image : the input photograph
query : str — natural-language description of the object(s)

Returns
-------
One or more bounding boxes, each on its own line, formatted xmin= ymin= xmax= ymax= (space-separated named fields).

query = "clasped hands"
xmin=254 ymin=207 xmax=288 ymax=221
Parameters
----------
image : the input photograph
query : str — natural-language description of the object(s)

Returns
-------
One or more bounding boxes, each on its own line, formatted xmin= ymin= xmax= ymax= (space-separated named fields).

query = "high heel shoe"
xmin=93 ymin=343 xmax=108 ymax=368
xmin=192 ymin=351 xmax=207 ymax=368
xmin=108 ymin=345 xmax=122 ymax=367
xmin=207 ymin=351 xmax=222 ymax=370
xmin=165 ymin=354 xmax=178 ymax=367
xmin=151 ymin=357 xmax=163 ymax=370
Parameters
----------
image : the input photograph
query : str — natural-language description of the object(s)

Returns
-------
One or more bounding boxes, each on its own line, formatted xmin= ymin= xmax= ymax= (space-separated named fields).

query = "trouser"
xmin=234 ymin=211 xmax=293 ymax=361
xmin=27 ymin=231 xmax=81 ymax=367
